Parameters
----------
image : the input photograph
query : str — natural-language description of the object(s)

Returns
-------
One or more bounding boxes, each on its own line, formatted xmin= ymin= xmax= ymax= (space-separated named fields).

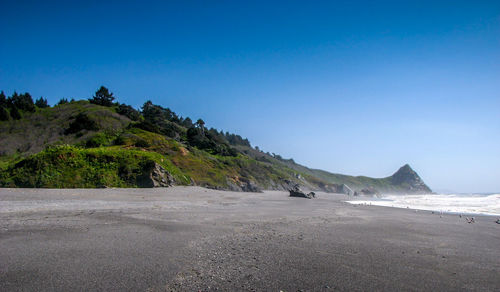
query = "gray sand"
xmin=1 ymin=187 xmax=499 ymax=291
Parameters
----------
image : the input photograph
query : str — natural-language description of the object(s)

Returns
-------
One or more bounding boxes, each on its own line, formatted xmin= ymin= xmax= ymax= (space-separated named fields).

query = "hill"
xmin=0 ymin=88 xmax=432 ymax=194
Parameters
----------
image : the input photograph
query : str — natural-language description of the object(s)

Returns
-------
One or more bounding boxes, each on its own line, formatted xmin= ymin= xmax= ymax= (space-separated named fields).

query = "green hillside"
xmin=0 ymin=88 xmax=432 ymax=193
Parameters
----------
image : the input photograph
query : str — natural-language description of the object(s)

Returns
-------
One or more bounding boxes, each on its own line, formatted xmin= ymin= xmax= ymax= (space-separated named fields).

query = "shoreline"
xmin=346 ymin=192 xmax=500 ymax=217
xmin=1 ymin=187 xmax=499 ymax=291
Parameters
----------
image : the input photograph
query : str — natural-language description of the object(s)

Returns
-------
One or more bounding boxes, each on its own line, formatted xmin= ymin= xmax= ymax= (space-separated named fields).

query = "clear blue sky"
xmin=1 ymin=0 xmax=499 ymax=193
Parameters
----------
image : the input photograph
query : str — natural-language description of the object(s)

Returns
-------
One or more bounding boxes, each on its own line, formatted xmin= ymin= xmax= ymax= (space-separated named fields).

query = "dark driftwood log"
xmin=289 ymin=188 xmax=316 ymax=199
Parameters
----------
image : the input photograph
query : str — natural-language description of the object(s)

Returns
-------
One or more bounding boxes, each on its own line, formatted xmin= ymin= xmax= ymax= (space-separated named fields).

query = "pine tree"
xmin=10 ymin=92 xmax=35 ymax=112
xmin=0 ymin=91 xmax=6 ymax=107
xmin=10 ymin=106 xmax=21 ymax=120
xmin=35 ymin=97 xmax=49 ymax=108
xmin=89 ymin=86 xmax=115 ymax=107
xmin=57 ymin=98 xmax=69 ymax=105
xmin=196 ymin=119 xmax=205 ymax=134
xmin=0 ymin=106 xmax=9 ymax=121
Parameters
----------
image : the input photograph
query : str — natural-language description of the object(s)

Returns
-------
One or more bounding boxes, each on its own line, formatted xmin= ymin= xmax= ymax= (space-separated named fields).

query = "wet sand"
xmin=1 ymin=187 xmax=499 ymax=291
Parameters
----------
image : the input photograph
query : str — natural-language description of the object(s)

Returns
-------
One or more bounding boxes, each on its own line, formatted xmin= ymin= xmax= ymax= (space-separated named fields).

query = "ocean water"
xmin=346 ymin=193 xmax=500 ymax=216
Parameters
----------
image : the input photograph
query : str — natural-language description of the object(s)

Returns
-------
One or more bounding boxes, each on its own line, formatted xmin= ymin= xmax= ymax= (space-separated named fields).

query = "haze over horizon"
xmin=1 ymin=0 xmax=499 ymax=193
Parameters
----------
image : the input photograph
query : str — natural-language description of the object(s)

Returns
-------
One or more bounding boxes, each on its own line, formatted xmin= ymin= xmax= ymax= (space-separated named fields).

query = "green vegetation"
xmin=89 ymin=86 xmax=115 ymax=107
xmin=0 ymin=106 xmax=9 ymax=121
xmin=35 ymin=97 xmax=49 ymax=108
xmin=0 ymin=86 xmax=431 ymax=192
xmin=0 ymin=145 xmax=187 ymax=188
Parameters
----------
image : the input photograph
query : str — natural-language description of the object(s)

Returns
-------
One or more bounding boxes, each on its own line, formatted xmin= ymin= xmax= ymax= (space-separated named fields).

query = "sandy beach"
xmin=0 ymin=187 xmax=499 ymax=291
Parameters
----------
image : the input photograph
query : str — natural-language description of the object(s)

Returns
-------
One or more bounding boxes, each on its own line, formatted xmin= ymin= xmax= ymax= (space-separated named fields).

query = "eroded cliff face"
xmin=390 ymin=164 xmax=432 ymax=193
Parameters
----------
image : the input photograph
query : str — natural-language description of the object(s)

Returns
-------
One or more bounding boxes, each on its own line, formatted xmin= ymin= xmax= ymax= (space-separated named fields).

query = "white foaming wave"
xmin=346 ymin=193 xmax=500 ymax=216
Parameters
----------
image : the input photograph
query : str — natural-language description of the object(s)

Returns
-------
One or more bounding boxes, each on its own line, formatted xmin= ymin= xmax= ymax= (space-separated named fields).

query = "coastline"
xmin=346 ymin=193 xmax=500 ymax=217
xmin=1 ymin=187 xmax=499 ymax=291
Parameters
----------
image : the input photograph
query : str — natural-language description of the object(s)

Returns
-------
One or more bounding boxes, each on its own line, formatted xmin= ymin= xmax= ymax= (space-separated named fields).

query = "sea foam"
xmin=347 ymin=193 xmax=500 ymax=216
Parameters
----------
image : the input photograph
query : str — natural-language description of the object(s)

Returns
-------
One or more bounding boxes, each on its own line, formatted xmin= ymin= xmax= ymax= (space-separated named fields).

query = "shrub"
xmin=65 ymin=113 xmax=99 ymax=135
xmin=134 ymin=139 xmax=150 ymax=148
xmin=131 ymin=121 xmax=162 ymax=134
xmin=84 ymin=133 xmax=112 ymax=148
xmin=113 ymin=135 xmax=126 ymax=145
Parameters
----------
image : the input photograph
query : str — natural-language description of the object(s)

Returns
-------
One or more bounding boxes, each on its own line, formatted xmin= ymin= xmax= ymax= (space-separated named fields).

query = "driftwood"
xmin=289 ymin=185 xmax=316 ymax=199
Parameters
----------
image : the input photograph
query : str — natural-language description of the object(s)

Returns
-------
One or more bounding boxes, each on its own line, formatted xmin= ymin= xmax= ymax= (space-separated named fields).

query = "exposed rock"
xmin=289 ymin=184 xmax=316 ymax=199
xmin=313 ymin=181 xmax=337 ymax=193
xmin=391 ymin=164 xmax=432 ymax=193
xmin=137 ymin=162 xmax=174 ymax=187
xmin=279 ymin=179 xmax=299 ymax=191
xmin=357 ymin=187 xmax=379 ymax=196
xmin=240 ymin=179 xmax=262 ymax=192
xmin=226 ymin=176 xmax=262 ymax=192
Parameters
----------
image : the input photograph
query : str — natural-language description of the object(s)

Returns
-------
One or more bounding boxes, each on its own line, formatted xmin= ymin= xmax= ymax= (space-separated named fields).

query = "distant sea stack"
xmin=390 ymin=164 xmax=432 ymax=194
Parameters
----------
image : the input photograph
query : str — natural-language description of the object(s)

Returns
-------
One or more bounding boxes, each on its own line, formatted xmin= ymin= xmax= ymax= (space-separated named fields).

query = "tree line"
xmin=1 ymin=86 xmax=252 ymax=156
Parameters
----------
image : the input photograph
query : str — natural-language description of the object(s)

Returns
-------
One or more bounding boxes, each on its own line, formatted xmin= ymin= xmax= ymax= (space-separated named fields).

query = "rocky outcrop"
xmin=137 ymin=162 xmax=174 ymax=187
xmin=226 ymin=177 xmax=262 ymax=192
xmin=289 ymin=184 xmax=316 ymax=199
xmin=390 ymin=164 xmax=431 ymax=193
xmin=354 ymin=187 xmax=379 ymax=196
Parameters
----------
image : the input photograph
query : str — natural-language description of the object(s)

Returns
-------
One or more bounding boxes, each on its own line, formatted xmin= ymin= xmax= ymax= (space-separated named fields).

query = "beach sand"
xmin=1 ymin=187 xmax=499 ymax=291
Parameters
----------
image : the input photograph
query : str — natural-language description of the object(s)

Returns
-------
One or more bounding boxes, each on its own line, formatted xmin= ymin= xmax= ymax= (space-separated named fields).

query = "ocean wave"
xmin=346 ymin=193 xmax=500 ymax=216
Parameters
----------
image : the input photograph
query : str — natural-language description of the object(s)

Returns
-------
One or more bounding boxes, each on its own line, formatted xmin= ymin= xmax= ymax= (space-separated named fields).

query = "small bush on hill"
xmin=131 ymin=121 xmax=162 ymax=134
xmin=84 ymin=133 xmax=114 ymax=148
xmin=65 ymin=113 xmax=99 ymax=135
xmin=134 ymin=139 xmax=151 ymax=148
xmin=113 ymin=135 xmax=126 ymax=145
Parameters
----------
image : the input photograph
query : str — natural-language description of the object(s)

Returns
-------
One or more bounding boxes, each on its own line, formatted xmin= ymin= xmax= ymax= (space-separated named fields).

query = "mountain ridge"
xmin=0 ymin=89 xmax=432 ymax=194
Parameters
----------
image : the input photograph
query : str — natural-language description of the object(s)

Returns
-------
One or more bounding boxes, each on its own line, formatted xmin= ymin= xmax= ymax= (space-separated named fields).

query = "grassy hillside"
xmin=0 ymin=101 xmax=316 ymax=190
xmin=0 ymin=90 xmax=432 ymax=193
xmin=0 ymin=101 xmax=130 ymax=156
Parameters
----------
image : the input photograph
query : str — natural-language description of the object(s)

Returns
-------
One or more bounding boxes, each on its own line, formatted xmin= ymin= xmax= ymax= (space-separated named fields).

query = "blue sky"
xmin=1 ymin=0 xmax=499 ymax=192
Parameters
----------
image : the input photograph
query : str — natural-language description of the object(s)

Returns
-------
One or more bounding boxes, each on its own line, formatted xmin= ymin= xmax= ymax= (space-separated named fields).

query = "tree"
xmin=139 ymin=101 xmax=184 ymax=138
xmin=10 ymin=92 xmax=35 ymax=112
xmin=57 ymin=98 xmax=69 ymax=105
xmin=196 ymin=119 xmax=205 ymax=134
xmin=0 ymin=107 xmax=9 ymax=121
xmin=181 ymin=117 xmax=193 ymax=128
xmin=89 ymin=86 xmax=115 ymax=107
xmin=117 ymin=103 xmax=140 ymax=121
xmin=0 ymin=91 xmax=6 ymax=107
xmin=35 ymin=97 xmax=49 ymax=108
xmin=10 ymin=106 xmax=21 ymax=120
